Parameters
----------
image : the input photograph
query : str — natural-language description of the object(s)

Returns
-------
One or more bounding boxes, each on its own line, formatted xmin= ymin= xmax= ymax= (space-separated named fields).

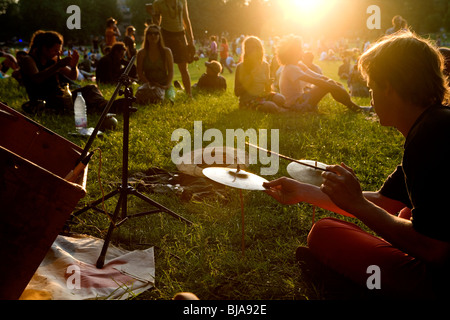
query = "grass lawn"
xmin=0 ymin=57 xmax=404 ymax=300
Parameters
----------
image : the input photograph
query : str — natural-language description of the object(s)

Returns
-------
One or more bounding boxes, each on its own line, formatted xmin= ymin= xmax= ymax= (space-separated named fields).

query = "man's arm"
xmin=147 ymin=3 xmax=161 ymax=26
xmin=321 ymin=164 xmax=450 ymax=266
xmin=58 ymin=50 xmax=79 ymax=81
xmin=20 ymin=55 xmax=72 ymax=84
xmin=263 ymin=176 xmax=355 ymax=217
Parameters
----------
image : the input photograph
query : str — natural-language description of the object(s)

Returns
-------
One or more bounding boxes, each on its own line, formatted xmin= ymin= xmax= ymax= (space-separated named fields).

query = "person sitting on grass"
xmin=347 ymin=63 xmax=370 ymax=98
xmin=0 ymin=49 xmax=19 ymax=79
xmin=192 ymin=60 xmax=226 ymax=92
xmin=96 ymin=42 xmax=137 ymax=85
xmin=276 ymin=34 xmax=364 ymax=113
xmin=19 ymin=30 xmax=110 ymax=114
xmin=135 ymin=24 xmax=176 ymax=104
xmin=263 ymin=31 xmax=450 ymax=299
xmin=234 ymin=36 xmax=286 ymax=113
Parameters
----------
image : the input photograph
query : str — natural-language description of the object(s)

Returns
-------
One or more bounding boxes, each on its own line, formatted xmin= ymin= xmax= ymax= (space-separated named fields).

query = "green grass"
xmin=0 ymin=58 xmax=404 ymax=300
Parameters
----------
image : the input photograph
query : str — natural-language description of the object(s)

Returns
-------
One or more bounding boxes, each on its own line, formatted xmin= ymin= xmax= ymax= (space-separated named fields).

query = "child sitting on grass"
xmin=193 ymin=60 xmax=227 ymax=92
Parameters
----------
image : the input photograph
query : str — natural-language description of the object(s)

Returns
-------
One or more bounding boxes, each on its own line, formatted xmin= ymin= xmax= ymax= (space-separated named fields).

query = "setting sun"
xmin=279 ymin=0 xmax=338 ymax=28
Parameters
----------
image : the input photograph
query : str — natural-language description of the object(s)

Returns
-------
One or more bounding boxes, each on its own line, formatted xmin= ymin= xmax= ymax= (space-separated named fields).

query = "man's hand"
xmin=68 ymin=50 xmax=80 ymax=69
xmin=320 ymin=163 xmax=367 ymax=214
xmin=263 ymin=177 xmax=306 ymax=205
xmin=57 ymin=56 xmax=72 ymax=69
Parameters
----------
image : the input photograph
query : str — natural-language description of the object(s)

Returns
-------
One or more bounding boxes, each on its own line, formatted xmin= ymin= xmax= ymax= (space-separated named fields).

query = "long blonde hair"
xmin=242 ymin=36 xmax=265 ymax=70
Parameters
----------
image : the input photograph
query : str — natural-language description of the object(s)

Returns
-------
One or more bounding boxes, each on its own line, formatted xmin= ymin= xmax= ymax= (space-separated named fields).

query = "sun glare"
xmin=280 ymin=0 xmax=338 ymax=28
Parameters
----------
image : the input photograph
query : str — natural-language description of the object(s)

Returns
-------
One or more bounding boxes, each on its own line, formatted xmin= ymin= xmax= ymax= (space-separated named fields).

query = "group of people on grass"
xmin=14 ymin=29 xmax=364 ymax=115
xmin=6 ymin=0 xmax=450 ymax=300
xmin=235 ymin=34 xmax=365 ymax=113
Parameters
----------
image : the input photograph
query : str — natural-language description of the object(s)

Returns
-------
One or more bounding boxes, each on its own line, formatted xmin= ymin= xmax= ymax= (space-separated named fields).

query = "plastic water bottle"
xmin=74 ymin=92 xmax=87 ymax=132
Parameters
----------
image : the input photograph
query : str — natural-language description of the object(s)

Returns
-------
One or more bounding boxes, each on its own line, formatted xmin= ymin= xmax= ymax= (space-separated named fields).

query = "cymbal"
xmin=287 ymin=160 xmax=327 ymax=187
xmin=202 ymin=167 xmax=268 ymax=191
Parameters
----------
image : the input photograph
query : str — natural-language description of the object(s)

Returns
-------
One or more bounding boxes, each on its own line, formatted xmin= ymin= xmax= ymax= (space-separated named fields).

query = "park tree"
xmin=5 ymin=0 xmax=121 ymax=45
xmin=1 ymin=0 xmax=450 ymax=46
xmin=0 ymin=0 xmax=20 ymax=42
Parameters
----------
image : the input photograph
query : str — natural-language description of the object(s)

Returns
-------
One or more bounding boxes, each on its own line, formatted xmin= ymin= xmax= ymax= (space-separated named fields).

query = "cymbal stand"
xmin=72 ymin=57 xmax=192 ymax=269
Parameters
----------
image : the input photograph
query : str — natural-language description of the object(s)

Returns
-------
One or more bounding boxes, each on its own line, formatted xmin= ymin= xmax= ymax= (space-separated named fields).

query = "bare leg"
xmin=177 ymin=62 xmax=192 ymax=97
xmin=309 ymin=85 xmax=360 ymax=112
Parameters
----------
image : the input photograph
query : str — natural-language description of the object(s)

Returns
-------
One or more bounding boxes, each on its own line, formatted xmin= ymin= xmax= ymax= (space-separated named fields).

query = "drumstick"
xmin=246 ymin=142 xmax=328 ymax=171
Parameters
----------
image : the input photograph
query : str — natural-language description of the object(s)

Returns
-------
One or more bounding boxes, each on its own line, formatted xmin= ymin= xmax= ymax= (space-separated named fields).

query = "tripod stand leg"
xmin=72 ymin=188 xmax=120 ymax=217
xmin=96 ymin=191 xmax=124 ymax=269
xmin=130 ymin=188 xmax=193 ymax=224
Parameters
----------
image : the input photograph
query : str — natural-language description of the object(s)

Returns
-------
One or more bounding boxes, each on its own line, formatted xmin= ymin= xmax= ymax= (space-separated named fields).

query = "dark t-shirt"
xmin=21 ymin=54 xmax=65 ymax=101
xmin=379 ymin=104 xmax=450 ymax=242
xmin=195 ymin=73 xmax=227 ymax=92
xmin=96 ymin=54 xmax=126 ymax=84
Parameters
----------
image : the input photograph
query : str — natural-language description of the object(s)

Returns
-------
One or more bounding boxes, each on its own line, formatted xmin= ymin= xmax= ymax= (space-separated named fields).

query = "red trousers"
xmin=307 ymin=217 xmax=439 ymax=299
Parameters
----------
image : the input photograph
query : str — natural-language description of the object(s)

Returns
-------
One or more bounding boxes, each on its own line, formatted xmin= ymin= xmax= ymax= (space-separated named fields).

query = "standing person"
xmin=92 ymin=35 xmax=100 ymax=53
xmin=208 ymin=36 xmax=218 ymax=62
xmin=123 ymin=26 xmax=137 ymax=59
xmin=263 ymin=32 xmax=450 ymax=299
xmin=135 ymin=24 xmax=175 ymax=104
xmin=148 ymin=0 xmax=195 ymax=98
xmin=276 ymin=35 xmax=363 ymax=112
xmin=219 ymin=37 xmax=232 ymax=73
xmin=105 ymin=17 xmax=121 ymax=48
xmin=19 ymin=30 xmax=109 ymax=114
xmin=234 ymin=36 xmax=286 ymax=113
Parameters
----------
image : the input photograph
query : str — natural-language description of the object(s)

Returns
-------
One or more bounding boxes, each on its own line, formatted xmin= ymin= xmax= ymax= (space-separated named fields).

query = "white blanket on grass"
xmin=20 ymin=234 xmax=155 ymax=300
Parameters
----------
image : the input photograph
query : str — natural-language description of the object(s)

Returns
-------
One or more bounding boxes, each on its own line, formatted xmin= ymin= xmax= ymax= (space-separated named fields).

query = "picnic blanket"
xmin=20 ymin=234 xmax=155 ymax=300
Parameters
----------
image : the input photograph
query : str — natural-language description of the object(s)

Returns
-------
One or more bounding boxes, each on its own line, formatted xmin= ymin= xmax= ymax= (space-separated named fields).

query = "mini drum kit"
xmin=201 ymin=143 xmax=329 ymax=256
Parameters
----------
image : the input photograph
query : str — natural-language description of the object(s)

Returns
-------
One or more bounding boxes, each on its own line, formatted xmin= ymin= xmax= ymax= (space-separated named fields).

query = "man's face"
xmin=368 ymin=78 xmax=393 ymax=126
xmin=44 ymin=43 xmax=62 ymax=60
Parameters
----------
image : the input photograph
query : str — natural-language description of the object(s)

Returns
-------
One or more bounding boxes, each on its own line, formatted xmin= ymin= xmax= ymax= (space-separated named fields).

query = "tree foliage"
xmin=1 ymin=0 xmax=449 ymax=45
xmin=0 ymin=0 xmax=121 ymax=45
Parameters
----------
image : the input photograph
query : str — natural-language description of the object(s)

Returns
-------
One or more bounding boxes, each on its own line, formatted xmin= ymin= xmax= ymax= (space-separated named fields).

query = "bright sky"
xmin=278 ymin=0 xmax=339 ymax=28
